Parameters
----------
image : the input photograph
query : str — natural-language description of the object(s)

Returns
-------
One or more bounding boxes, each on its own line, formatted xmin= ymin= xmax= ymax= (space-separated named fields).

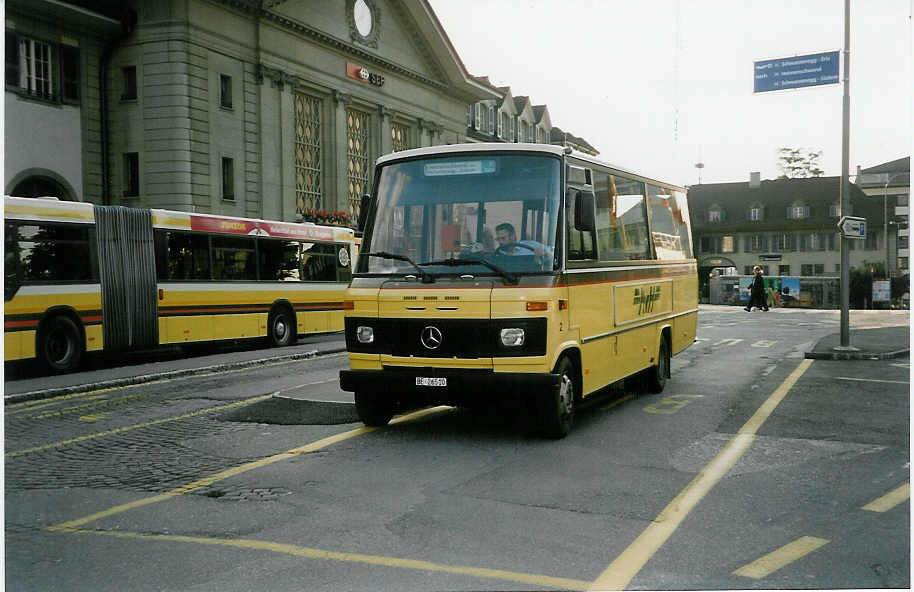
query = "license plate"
xmin=415 ymin=377 xmax=447 ymax=387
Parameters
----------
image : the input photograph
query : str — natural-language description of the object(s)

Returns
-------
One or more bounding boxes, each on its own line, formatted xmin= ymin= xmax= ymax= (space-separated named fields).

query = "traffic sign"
xmin=754 ymin=51 xmax=840 ymax=93
xmin=837 ymin=216 xmax=866 ymax=239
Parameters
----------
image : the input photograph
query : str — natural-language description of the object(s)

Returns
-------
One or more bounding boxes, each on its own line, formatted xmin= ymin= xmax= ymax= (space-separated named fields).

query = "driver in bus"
xmin=494 ymin=222 xmax=548 ymax=258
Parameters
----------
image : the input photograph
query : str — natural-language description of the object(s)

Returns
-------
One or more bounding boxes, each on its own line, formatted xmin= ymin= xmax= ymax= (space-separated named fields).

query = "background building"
xmin=689 ymin=174 xmax=883 ymax=302
xmin=855 ymin=157 xmax=910 ymax=277
xmin=5 ymin=0 xmax=122 ymax=202
xmin=5 ymin=0 xmax=498 ymax=222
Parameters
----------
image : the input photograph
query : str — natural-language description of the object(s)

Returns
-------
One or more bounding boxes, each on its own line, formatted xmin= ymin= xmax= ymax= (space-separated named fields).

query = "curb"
xmin=804 ymin=348 xmax=910 ymax=361
xmin=4 ymin=346 xmax=348 ymax=405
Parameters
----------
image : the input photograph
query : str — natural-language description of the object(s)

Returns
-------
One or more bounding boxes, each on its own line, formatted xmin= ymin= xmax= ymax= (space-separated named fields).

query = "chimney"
xmin=749 ymin=172 xmax=760 ymax=188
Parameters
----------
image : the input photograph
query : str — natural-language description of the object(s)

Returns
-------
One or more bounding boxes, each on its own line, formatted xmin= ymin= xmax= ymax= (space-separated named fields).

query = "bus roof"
xmin=374 ymin=143 xmax=685 ymax=192
xmin=376 ymin=142 xmax=567 ymax=166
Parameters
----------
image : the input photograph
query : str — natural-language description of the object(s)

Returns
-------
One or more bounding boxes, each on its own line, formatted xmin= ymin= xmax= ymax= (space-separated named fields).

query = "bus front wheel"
xmin=39 ymin=315 xmax=83 ymax=374
xmin=354 ymin=392 xmax=393 ymax=427
xmin=537 ymin=356 xmax=576 ymax=438
xmin=268 ymin=307 xmax=295 ymax=347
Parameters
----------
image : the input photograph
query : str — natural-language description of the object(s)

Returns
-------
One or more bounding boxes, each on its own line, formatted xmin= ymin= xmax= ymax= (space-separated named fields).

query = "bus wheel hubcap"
xmin=559 ymin=374 xmax=573 ymax=415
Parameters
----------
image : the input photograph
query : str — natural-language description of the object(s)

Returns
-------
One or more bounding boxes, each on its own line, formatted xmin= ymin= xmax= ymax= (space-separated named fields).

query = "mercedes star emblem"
xmin=420 ymin=326 xmax=443 ymax=350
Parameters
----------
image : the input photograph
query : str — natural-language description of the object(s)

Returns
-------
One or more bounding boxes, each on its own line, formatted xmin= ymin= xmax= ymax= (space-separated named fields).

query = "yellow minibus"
xmin=340 ymin=143 xmax=696 ymax=437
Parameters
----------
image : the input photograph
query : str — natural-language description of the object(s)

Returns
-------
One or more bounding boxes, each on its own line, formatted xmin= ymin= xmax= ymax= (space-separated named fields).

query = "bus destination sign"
xmin=753 ymin=50 xmax=839 ymax=93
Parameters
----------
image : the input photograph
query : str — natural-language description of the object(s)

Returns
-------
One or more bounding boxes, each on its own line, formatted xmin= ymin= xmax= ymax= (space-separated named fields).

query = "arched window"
xmin=11 ymin=176 xmax=69 ymax=200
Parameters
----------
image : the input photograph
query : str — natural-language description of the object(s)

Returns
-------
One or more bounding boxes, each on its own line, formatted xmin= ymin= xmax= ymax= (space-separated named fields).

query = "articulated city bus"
xmin=339 ymin=143 xmax=697 ymax=437
xmin=4 ymin=196 xmax=354 ymax=373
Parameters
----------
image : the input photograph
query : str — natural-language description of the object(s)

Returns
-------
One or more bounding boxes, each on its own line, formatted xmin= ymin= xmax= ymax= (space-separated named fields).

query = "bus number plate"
xmin=416 ymin=377 xmax=447 ymax=387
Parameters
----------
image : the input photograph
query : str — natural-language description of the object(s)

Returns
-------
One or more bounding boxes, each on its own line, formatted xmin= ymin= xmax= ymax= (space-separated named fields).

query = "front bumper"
xmin=339 ymin=366 xmax=560 ymax=408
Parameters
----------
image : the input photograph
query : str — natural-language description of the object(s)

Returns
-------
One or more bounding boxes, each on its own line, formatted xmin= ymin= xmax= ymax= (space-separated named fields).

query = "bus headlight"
xmin=356 ymin=326 xmax=374 ymax=344
xmin=500 ymin=328 xmax=525 ymax=347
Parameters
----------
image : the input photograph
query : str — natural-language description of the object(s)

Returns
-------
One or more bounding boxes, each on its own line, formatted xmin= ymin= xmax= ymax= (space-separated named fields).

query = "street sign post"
xmin=837 ymin=215 xmax=866 ymax=239
xmin=754 ymin=51 xmax=840 ymax=93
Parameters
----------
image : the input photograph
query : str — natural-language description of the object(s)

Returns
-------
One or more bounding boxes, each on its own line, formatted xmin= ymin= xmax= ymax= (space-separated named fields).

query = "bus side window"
xmin=258 ymin=238 xmax=301 ymax=281
xmin=301 ymin=243 xmax=337 ymax=281
xmin=599 ymin=175 xmax=650 ymax=261
xmin=164 ymin=232 xmax=211 ymax=280
xmin=18 ymin=223 xmax=93 ymax=282
xmin=212 ymin=236 xmax=257 ymax=281
xmin=5 ymin=223 xmax=20 ymax=300
xmin=647 ymin=184 xmax=689 ymax=260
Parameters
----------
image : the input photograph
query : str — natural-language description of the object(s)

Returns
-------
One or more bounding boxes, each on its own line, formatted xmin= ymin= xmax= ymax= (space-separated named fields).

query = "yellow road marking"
xmin=6 ymin=394 xmax=273 ymax=458
xmin=588 ymin=359 xmax=814 ymax=591
xmin=53 ymin=528 xmax=591 ymax=591
xmin=78 ymin=413 xmax=109 ymax=422
xmin=836 ymin=377 xmax=909 ymax=384
xmin=46 ymin=406 xmax=451 ymax=531
xmin=598 ymin=393 xmax=635 ymax=411
xmin=6 ymin=355 xmax=316 ymax=413
xmin=733 ymin=536 xmax=829 ymax=579
xmin=32 ymin=394 xmax=145 ymax=419
xmin=862 ymin=483 xmax=910 ymax=512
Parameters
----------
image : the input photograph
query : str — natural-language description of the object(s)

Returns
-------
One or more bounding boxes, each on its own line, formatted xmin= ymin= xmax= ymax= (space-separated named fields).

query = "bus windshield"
xmin=363 ymin=153 xmax=562 ymax=277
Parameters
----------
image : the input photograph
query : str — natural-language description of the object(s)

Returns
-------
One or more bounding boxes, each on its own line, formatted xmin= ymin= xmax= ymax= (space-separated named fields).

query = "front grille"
xmin=345 ymin=317 xmax=546 ymax=358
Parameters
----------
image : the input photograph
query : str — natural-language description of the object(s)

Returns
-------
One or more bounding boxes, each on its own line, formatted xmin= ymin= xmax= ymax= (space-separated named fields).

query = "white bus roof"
xmin=376 ymin=142 xmax=567 ymax=165
xmin=375 ymin=143 xmax=684 ymax=191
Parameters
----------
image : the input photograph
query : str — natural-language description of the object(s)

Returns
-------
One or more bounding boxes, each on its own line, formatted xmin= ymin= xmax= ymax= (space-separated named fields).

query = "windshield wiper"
xmin=420 ymin=257 xmax=518 ymax=285
xmin=367 ymin=251 xmax=434 ymax=283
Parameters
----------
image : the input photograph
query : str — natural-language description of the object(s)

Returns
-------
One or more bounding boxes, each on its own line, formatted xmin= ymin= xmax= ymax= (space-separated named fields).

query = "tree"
xmin=777 ymin=148 xmax=825 ymax=178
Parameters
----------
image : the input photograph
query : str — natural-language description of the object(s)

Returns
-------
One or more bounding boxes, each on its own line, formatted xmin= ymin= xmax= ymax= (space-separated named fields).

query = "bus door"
xmin=94 ymin=206 xmax=159 ymax=350
xmin=564 ymin=182 xmax=613 ymax=396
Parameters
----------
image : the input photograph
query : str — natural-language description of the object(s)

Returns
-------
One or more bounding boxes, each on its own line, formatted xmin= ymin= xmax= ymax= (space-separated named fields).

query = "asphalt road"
xmin=4 ymin=306 xmax=909 ymax=590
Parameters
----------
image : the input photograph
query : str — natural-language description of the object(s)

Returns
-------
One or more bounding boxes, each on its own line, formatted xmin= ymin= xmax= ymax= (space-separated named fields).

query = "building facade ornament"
xmin=333 ymin=90 xmax=353 ymax=105
xmin=347 ymin=0 xmax=381 ymax=48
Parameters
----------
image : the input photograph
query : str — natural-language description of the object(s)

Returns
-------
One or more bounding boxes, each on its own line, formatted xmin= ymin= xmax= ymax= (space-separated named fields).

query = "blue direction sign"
xmin=754 ymin=51 xmax=839 ymax=93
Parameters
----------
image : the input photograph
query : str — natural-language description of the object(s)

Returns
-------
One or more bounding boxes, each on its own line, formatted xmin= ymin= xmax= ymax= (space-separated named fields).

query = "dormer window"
xmin=707 ymin=206 xmax=724 ymax=223
xmin=787 ymin=204 xmax=810 ymax=219
xmin=828 ymin=203 xmax=840 ymax=217
xmin=748 ymin=204 xmax=764 ymax=221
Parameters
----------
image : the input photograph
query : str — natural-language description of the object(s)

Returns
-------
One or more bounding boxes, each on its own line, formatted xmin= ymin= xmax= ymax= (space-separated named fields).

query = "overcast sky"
xmin=428 ymin=0 xmax=911 ymax=187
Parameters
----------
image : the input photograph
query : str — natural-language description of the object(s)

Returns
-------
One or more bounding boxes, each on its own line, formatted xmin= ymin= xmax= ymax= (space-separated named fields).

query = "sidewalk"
xmin=804 ymin=326 xmax=911 ymax=360
xmin=4 ymin=337 xmax=347 ymax=404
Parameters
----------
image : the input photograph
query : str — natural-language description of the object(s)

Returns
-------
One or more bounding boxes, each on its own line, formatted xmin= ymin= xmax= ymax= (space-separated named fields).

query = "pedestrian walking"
xmin=744 ymin=266 xmax=769 ymax=312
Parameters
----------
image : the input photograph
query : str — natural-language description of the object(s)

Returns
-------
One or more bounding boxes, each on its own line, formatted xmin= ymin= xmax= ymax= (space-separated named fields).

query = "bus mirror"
xmin=357 ymin=194 xmax=371 ymax=231
xmin=574 ymin=190 xmax=595 ymax=232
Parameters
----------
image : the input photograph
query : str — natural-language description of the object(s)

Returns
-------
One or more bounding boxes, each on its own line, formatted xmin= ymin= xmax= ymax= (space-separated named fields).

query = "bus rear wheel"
xmin=354 ymin=392 xmax=393 ymax=427
xmin=536 ymin=356 xmax=576 ymax=438
xmin=268 ymin=307 xmax=295 ymax=347
xmin=39 ymin=315 xmax=83 ymax=374
xmin=644 ymin=336 xmax=670 ymax=393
